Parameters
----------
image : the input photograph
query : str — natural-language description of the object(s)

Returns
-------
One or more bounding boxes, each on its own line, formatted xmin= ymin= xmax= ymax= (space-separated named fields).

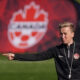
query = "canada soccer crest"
xmin=8 ymin=2 xmax=48 ymax=49
xmin=74 ymin=53 xmax=80 ymax=59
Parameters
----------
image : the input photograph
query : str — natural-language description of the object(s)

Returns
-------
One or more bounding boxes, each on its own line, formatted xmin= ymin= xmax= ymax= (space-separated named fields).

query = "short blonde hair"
xmin=59 ymin=22 xmax=75 ymax=32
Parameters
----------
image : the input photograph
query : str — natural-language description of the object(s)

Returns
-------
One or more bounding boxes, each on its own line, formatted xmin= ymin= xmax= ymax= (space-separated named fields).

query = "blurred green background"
xmin=76 ymin=0 xmax=80 ymax=3
xmin=0 ymin=54 xmax=57 ymax=80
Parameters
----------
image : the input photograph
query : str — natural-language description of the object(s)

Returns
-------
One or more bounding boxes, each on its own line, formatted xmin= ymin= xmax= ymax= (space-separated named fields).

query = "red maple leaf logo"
xmin=12 ymin=2 xmax=48 ymax=22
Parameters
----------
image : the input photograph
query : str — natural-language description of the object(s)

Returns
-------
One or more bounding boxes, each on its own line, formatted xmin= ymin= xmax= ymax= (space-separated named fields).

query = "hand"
xmin=2 ymin=53 xmax=15 ymax=60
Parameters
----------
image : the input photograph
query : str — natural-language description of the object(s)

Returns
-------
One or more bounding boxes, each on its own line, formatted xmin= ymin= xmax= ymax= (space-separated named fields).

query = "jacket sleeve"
xmin=14 ymin=47 xmax=56 ymax=61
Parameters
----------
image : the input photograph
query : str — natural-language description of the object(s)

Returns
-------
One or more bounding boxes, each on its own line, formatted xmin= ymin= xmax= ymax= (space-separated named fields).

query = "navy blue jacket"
xmin=14 ymin=42 xmax=80 ymax=80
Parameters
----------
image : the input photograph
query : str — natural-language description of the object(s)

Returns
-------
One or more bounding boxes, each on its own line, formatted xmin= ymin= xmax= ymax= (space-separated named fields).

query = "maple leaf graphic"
xmin=12 ymin=2 xmax=48 ymax=22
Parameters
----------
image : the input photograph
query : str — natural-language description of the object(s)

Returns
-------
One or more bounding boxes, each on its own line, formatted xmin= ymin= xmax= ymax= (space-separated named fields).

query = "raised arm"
xmin=2 ymin=47 xmax=56 ymax=61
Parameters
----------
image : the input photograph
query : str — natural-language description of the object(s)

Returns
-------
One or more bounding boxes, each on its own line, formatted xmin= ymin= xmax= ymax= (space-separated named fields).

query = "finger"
xmin=2 ymin=54 xmax=9 ymax=56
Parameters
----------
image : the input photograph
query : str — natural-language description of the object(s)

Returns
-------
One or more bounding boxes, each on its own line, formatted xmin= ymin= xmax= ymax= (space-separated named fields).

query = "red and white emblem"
xmin=8 ymin=2 xmax=48 ymax=49
xmin=74 ymin=53 xmax=79 ymax=59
